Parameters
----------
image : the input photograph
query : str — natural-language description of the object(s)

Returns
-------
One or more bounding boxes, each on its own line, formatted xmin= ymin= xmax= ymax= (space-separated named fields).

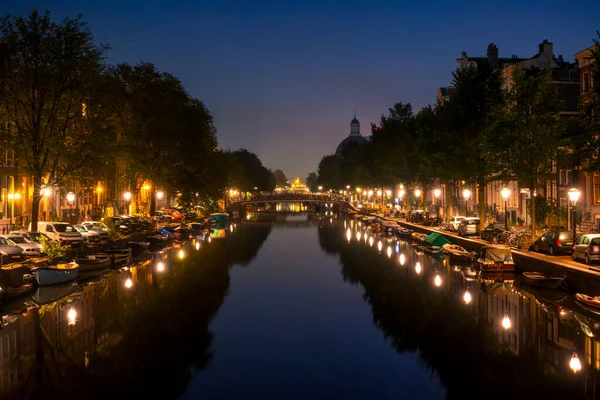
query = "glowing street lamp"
xmin=501 ymin=187 xmax=511 ymax=230
xmin=434 ymin=189 xmax=441 ymax=223
xmin=318 ymin=185 xmax=323 ymax=192
xmin=463 ymin=189 xmax=471 ymax=216
xmin=7 ymin=192 xmax=21 ymax=226
xmin=66 ymin=192 xmax=75 ymax=224
xmin=123 ymin=191 xmax=132 ymax=215
xmin=156 ymin=191 xmax=164 ymax=200
xmin=568 ymin=188 xmax=581 ymax=242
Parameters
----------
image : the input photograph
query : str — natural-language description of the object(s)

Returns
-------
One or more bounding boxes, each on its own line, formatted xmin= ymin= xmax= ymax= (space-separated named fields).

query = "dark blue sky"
xmin=5 ymin=0 xmax=600 ymax=179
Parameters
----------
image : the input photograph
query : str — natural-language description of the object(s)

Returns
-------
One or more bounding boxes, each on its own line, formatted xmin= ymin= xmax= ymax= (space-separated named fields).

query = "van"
xmin=28 ymin=221 xmax=83 ymax=247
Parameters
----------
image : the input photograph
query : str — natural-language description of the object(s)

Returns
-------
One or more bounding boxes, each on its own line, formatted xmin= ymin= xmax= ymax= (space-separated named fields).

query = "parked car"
xmin=0 ymin=236 xmax=26 ymax=263
xmin=81 ymin=221 xmax=109 ymax=232
xmin=480 ymin=223 xmax=507 ymax=242
xmin=532 ymin=230 xmax=574 ymax=255
xmin=572 ymin=234 xmax=600 ymax=264
xmin=110 ymin=217 xmax=131 ymax=234
xmin=118 ymin=216 xmax=142 ymax=232
xmin=408 ymin=210 xmax=426 ymax=223
xmin=5 ymin=234 xmax=43 ymax=257
xmin=446 ymin=216 xmax=466 ymax=231
xmin=74 ymin=225 xmax=102 ymax=244
xmin=28 ymin=222 xmax=83 ymax=247
xmin=10 ymin=231 xmax=52 ymax=247
xmin=457 ymin=218 xmax=481 ymax=236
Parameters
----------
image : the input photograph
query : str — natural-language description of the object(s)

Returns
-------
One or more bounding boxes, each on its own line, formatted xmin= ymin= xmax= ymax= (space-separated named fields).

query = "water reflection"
xmin=0 ymin=222 xmax=271 ymax=399
xmin=317 ymin=219 xmax=594 ymax=398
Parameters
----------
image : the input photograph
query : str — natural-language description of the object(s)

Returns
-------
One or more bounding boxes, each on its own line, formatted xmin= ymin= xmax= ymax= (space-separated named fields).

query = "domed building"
xmin=335 ymin=112 xmax=368 ymax=156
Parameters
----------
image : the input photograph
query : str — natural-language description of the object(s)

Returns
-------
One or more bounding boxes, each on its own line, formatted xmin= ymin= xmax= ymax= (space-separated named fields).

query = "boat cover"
xmin=483 ymin=247 xmax=513 ymax=262
xmin=424 ymin=232 xmax=451 ymax=248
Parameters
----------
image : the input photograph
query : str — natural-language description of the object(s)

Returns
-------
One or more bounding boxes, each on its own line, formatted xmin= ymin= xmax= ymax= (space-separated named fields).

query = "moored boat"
xmin=478 ymin=246 xmax=515 ymax=272
xmin=411 ymin=232 xmax=428 ymax=244
xmin=104 ymin=247 xmax=132 ymax=267
xmin=0 ymin=283 xmax=34 ymax=301
xmin=522 ymin=272 xmax=565 ymax=290
xmin=31 ymin=262 xmax=79 ymax=286
xmin=442 ymin=244 xmax=476 ymax=263
xmin=76 ymin=254 xmax=112 ymax=272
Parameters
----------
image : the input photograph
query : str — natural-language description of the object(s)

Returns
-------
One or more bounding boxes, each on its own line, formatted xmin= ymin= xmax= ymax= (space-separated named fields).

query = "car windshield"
xmin=8 ymin=236 xmax=27 ymax=244
xmin=75 ymin=226 xmax=86 ymax=232
xmin=0 ymin=238 xmax=14 ymax=246
xmin=54 ymin=224 xmax=76 ymax=233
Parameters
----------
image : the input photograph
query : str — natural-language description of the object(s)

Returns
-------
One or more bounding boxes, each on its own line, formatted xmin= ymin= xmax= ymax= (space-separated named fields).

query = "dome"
xmin=351 ymin=117 xmax=360 ymax=124
xmin=335 ymin=134 xmax=368 ymax=156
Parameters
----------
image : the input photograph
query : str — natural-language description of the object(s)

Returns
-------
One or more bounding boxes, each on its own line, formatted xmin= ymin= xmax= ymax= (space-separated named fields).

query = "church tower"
xmin=350 ymin=110 xmax=361 ymax=136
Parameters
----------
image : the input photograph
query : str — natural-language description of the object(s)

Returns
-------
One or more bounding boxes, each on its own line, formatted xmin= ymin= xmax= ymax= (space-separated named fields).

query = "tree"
xmin=273 ymin=170 xmax=288 ymax=187
xmin=442 ymin=62 xmax=504 ymax=228
xmin=226 ymin=149 xmax=274 ymax=194
xmin=487 ymin=68 xmax=565 ymax=231
xmin=0 ymin=10 xmax=108 ymax=231
xmin=305 ymin=172 xmax=318 ymax=192
xmin=317 ymin=155 xmax=342 ymax=189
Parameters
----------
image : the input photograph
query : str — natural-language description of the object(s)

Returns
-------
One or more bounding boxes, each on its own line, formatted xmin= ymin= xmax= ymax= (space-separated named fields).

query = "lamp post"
xmin=66 ymin=192 xmax=75 ymax=224
xmin=414 ymin=189 xmax=421 ymax=209
xmin=123 ymin=191 xmax=132 ymax=215
xmin=399 ymin=189 xmax=405 ymax=211
xmin=434 ymin=189 xmax=441 ymax=224
xmin=501 ymin=187 xmax=511 ymax=230
xmin=463 ymin=189 xmax=471 ymax=217
xmin=568 ymin=188 xmax=581 ymax=242
xmin=7 ymin=192 xmax=20 ymax=227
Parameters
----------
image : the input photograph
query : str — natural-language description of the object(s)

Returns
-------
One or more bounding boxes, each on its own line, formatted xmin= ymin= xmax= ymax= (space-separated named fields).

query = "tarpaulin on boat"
xmin=482 ymin=246 xmax=513 ymax=262
xmin=424 ymin=232 xmax=451 ymax=248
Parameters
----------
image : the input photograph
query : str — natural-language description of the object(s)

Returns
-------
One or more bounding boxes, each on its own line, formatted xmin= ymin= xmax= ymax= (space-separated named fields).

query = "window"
xmin=552 ymin=180 xmax=557 ymax=200
xmin=546 ymin=180 xmax=551 ymax=199
xmin=567 ymin=170 xmax=572 ymax=185
xmin=551 ymin=159 xmax=557 ymax=173
xmin=559 ymin=169 xmax=565 ymax=185
xmin=583 ymin=72 xmax=589 ymax=92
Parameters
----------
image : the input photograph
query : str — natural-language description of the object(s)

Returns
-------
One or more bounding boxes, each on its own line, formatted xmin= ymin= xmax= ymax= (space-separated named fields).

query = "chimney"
xmin=461 ymin=51 xmax=467 ymax=59
xmin=487 ymin=43 xmax=499 ymax=69
xmin=538 ymin=39 xmax=553 ymax=55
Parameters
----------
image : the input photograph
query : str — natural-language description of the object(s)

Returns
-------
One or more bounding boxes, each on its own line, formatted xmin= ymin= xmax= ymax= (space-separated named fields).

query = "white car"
xmin=4 ymin=235 xmax=42 ymax=257
xmin=74 ymin=225 xmax=101 ymax=244
xmin=446 ymin=216 xmax=466 ymax=231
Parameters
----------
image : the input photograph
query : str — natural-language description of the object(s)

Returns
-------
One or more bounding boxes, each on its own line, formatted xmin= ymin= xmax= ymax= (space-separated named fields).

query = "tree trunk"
xmin=30 ymin=175 xmax=43 ymax=232
xmin=529 ymin=180 xmax=536 ymax=233
xmin=149 ymin=187 xmax=156 ymax=216
xmin=477 ymin=177 xmax=486 ymax=231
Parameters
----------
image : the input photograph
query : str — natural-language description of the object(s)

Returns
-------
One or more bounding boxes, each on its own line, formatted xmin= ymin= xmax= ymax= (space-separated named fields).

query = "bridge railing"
xmin=232 ymin=194 xmax=346 ymax=203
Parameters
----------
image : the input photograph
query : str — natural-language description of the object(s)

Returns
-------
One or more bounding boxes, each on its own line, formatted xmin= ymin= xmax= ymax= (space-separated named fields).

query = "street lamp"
xmin=463 ymin=189 xmax=471 ymax=216
xmin=399 ymin=189 xmax=405 ymax=210
xmin=434 ymin=189 xmax=441 ymax=223
xmin=66 ymin=192 xmax=75 ymax=224
xmin=123 ymin=191 xmax=132 ymax=215
xmin=568 ymin=188 xmax=581 ymax=242
xmin=414 ymin=189 xmax=421 ymax=209
xmin=501 ymin=187 xmax=511 ymax=230
xmin=318 ymin=185 xmax=323 ymax=192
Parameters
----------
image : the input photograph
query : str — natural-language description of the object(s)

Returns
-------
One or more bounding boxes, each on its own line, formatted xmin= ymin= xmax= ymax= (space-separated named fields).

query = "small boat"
xmin=478 ymin=246 xmax=515 ymax=272
xmin=76 ymin=254 xmax=112 ymax=272
xmin=523 ymin=272 xmax=565 ymax=290
xmin=442 ymin=244 xmax=476 ymax=263
xmin=31 ymin=262 xmax=79 ymax=286
xmin=104 ymin=248 xmax=132 ymax=267
xmin=146 ymin=235 xmax=173 ymax=251
xmin=411 ymin=232 xmax=428 ymax=244
xmin=576 ymin=293 xmax=600 ymax=310
xmin=128 ymin=241 xmax=150 ymax=257
xmin=0 ymin=283 xmax=34 ymax=301
xmin=423 ymin=232 xmax=451 ymax=254
xmin=396 ymin=227 xmax=413 ymax=238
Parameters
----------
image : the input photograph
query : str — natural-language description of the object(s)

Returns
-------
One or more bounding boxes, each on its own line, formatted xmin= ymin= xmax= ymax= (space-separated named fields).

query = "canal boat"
xmin=77 ymin=254 xmax=112 ymax=272
xmin=423 ymin=233 xmax=451 ymax=254
xmin=575 ymin=293 xmax=600 ymax=311
xmin=411 ymin=232 xmax=428 ymax=244
xmin=442 ymin=244 xmax=476 ymax=263
xmin=209 ymin=213 xmax=230 ymax=223
xmin=31 ymin=262 xmax=79 ymax=286
xmin=477 ymin=245 xmax=515 ymax=272
xmin=104 ymin=247 xmax=132 ymax=267
xmin=522 ymin=272 xmax=565 ymax=290
xmin=0 ymin=283 xmax=34 ymax=301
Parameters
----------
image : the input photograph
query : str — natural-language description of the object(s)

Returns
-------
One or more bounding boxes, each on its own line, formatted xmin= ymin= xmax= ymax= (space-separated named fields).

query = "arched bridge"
xmin=228 ymin=194 xmax=354 ymax=213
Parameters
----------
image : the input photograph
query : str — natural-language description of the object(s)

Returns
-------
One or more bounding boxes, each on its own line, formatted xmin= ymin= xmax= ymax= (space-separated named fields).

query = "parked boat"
xmin=423 ymin=232 xmax=451 ymax=254
xmin=0 ymin=283 xmax=34 ymax=301
xmin=478 ymin=246 xmax=515 ymax=272
xmin=128 ymin=241 xmax=150 ymax=257
xmin=411 ymin=232 xmax=428 ymax=244
xmin=146 ymin=235 xmax=173 ymax=251
xmin=76 ymin=254 xmax=112 ymax=272
xmin=576 ymin=293 xmax=600 ymax=311
xmin=395 ymin=227 xmax=413 ymax=239
xmin=31 ymin=262 xmax=79 ymax=286
xmin=442 ymin=244 xmax=476 ymax=263
xmin=523 ymin=272 xmax=565 ymax=290
xmin=104 ymin=248 xmax=132 ymax=267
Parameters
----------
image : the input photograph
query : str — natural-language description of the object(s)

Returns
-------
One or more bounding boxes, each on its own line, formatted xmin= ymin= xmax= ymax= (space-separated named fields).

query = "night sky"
xmin=4 ymin=0 xmax=600 ymax=180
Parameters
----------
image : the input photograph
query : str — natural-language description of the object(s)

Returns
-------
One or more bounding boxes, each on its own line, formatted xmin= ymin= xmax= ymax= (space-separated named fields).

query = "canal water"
xmin=0 ymin=214 xmax=597 ymax=399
